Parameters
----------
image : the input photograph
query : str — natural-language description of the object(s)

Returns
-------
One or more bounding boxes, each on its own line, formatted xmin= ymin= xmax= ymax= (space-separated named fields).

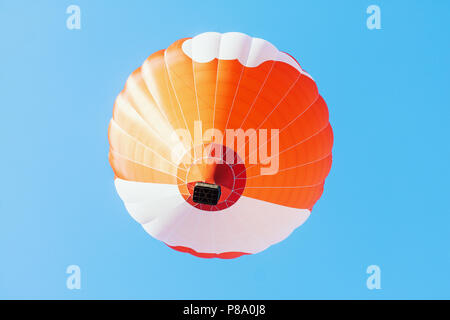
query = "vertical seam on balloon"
xmin=190 ymin=43 xmax=201 ymax=161
xmin=235 ymin=199 xmax=282 ymax=253
xmin=110 ymin=149 xmax=181 ymax=180
xmin=238 ymin=152 xmax=332 ymax=180
xmin=112 ymin=105 xmax=174 ymax=154
xmin=224 ymin=36 xmax=254 ymax=130
xmin=255 ymin=72 xmax=302 ymax=130
xmin=116 ymin=84 xmax=178 ymax=153
xmin=229 ymin=195 xmax=276 ymax=254
xmin=234 ymin=68 xmax=302 ymax=160
xmin=155 ymin=205 xmax=193 ymax=246
xmin=232 ymin=206 xmax=266 ymax=254
xmin=177 ymin=204 xmax=205 ymax=251
xmin=140 ymin=63 xmax=172 ymax=126
xmin=268 ymin=111 xmax=329 ymax=157
xmin=164 ymin=49 xmax=196 ymax=161
xmin=210 ymin=215 xmax=217 ymax=253
xmin=191 ymin=209 xmax=204 ymax=250
xmin=111 ymin=119 xmax=186 ymax=171
xmin=235 ymin=180 xmax=324 ymax=189
xmin=236 ymin=120 xmax=329 ymax=178
xmin=216 ymin=208 xmax=245 ymax=253
xmin=212 ymin=34 xmax=222 ymax=133
xmin=249 ymin=210 xmax=311 ymax=255
xmin=140 ymin=59 xmax=193 ymax=165
xmin=223 ymin=66 xmax=245 ymax=130
xmin=236 ymin=94 xmax=321 ymax=176
xmin=237 ymin=59 xmax=276 ymax=129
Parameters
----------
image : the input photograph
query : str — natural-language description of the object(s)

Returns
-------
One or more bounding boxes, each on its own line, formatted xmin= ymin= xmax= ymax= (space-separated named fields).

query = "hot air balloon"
xmin=108 ymin=32 xmax=333 ymax=259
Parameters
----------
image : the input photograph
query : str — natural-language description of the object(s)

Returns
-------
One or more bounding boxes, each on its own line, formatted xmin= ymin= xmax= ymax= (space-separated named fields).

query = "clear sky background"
xmin=1 ymin=0 xmax=449 ymax=299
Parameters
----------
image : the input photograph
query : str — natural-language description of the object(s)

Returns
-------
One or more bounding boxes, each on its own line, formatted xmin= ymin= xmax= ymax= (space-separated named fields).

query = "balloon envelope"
xmin=109 ymin=32 xmax=333 ymax=258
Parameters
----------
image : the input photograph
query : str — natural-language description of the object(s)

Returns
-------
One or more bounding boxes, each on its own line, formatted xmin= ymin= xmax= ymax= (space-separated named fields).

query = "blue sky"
xmin=0 ymin=0 xmax=449 ymax=299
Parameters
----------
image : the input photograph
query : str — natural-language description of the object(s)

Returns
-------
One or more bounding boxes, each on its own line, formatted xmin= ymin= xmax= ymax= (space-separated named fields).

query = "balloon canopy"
xmin=108 ymin=32 xmax=333 ymax=259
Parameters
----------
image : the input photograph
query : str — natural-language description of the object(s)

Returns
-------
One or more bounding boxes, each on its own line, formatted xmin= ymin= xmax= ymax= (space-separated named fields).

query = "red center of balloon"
xmin=179 ymin=145 xmax=246 ymax=211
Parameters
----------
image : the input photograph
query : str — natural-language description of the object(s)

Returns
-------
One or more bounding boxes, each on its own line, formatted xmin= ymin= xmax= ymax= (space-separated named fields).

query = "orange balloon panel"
xmin=109 ymin=32 xmax=333 ymax=259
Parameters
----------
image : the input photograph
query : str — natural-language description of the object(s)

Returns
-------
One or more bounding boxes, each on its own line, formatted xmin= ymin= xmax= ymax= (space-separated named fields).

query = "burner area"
xmin=192 ymin=182 xmax=222 ymax=206
xmin=178 ymin=144 xmax=247 ymax=211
